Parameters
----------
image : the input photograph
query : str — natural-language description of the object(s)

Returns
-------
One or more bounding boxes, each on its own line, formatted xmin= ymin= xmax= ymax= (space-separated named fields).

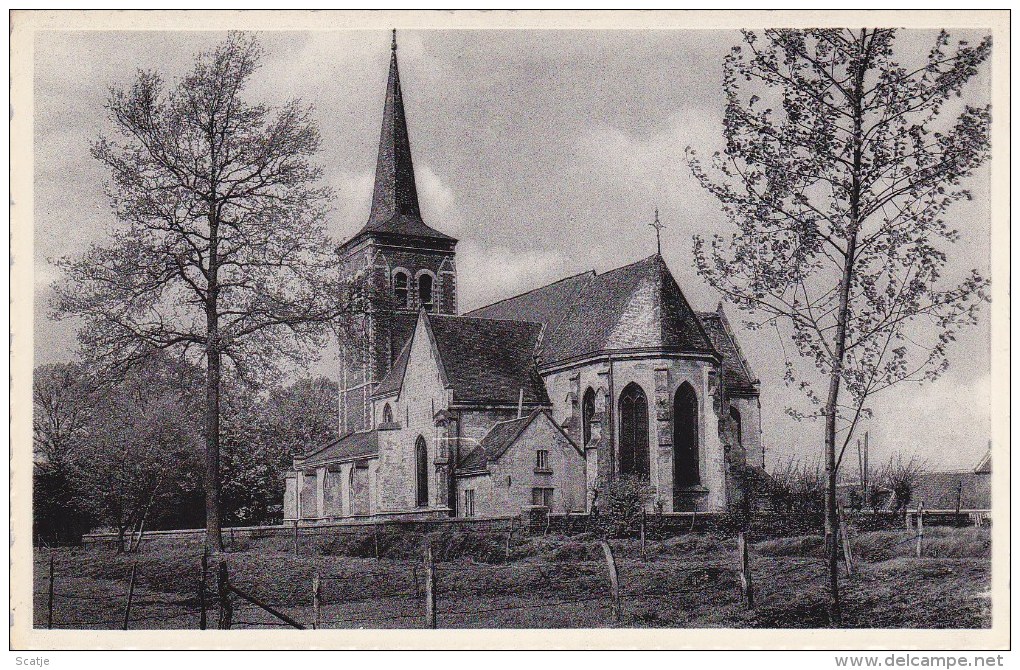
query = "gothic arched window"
xmin=393 ymin=271 xmax=409 ymax=308
xmin=383 ymin=403 xmax=394 ymax=424
xmin=730 ymin=406 xmax=742 ymax=447
xmin=582 ymin=387 xmax=596 ymax=446
xmin=418 ymin=274 xmax=434 ymax=312
xmin=618 ymin=383 xmax=650 ymax=478
xmin=415 ymin=436 xmax=429 ymax=507
xmin=673 ymin=383 xmax=700 ymax=486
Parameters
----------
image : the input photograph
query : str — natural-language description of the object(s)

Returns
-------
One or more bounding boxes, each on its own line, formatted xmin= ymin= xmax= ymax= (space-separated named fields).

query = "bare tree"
xmin=687 ymin=29 xmax=991 ymax=625
xmin=51 ymin=32 xmax=349 ymax=551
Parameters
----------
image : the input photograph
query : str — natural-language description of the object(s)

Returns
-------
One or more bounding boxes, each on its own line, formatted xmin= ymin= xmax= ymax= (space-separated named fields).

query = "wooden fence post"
xmin=915 ymin=504 xmax=924 ymax=558
xmin=413 ymin=563 xmax=420 ymax=598
xmin=312 ymin=573 xmax=321 ymax=630
xmin=640 ymin=509 xmax=647 ymax=558
xmin=217 ymin=560 xmax=233 ymax=630
xmin=199 ymin=551 xmax=208 ymax=630
xmin=599 ymin=540 xmax=621 ymax=623
xmin=122 ymin=564 xmax=137 ymax=630
xmin=373 ymin=523 xmax=380 ymax=560
xmin=737 ymin=532 xmax=754 ymax=609
xmin=837 ymin=503 xmax=854 ymax=577
xmin=292 ymin=520 xmax=299 ymax=557
xmin=504 ymin=517 xmax=514 ymax=564
xmin=47 ymin=553 xmax=54 ymax=630
xmin=424 ymin=540 xmax=437 ymax=629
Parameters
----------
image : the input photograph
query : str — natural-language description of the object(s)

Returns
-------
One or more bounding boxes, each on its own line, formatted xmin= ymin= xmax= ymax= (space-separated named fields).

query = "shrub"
xmin=590 ymin=474 xmax=656 ymax=537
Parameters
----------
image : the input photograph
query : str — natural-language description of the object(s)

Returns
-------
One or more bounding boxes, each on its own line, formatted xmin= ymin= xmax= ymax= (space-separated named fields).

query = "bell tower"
xmin=338 ymin=30 xmax=458 ymax=435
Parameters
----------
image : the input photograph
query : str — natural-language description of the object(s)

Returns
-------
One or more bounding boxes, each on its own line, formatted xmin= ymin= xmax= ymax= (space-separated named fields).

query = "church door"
xmin=618 ymin=383 xmax=650 ymax=479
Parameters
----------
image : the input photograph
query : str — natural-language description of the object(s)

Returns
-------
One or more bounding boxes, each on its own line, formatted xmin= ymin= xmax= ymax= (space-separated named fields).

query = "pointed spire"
xmin=366 ymin=29 xmax=422 ymax=228
xmin=350 ymin=31 xmax=454 ymax=245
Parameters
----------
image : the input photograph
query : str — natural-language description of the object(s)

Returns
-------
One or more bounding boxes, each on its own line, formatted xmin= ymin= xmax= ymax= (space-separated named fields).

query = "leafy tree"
xmin=51 ymin=33 xmax=347 ymax=551
xmin=879 ymin=453 xmax=927 ymax=516
xmin=75 ymin=355 xmax=204 ymax=552
xmin=33 ymin=363 xmax=98 ymax=545
xmin=259 ymin=376 xmax=339 ymax=459
xmin=688 ymin=29 xmax=991 ymax=625
xmin=220 ymin=376 xmax=338 ymax=526
xmin=33 ymin=363 xmax=95 ymax=467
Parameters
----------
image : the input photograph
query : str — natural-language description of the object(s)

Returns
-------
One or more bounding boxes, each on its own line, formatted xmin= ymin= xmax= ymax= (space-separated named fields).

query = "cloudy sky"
xmin=33 ymin=28 xmax=992 ymax=472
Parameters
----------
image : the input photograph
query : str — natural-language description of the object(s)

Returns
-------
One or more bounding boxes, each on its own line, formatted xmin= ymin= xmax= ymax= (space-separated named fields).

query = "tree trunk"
xmin=204 ymin=345 xmax=223 ymax=552
xmin=204 ymin=199 xmax=223 ymax=553
xmin=823 ymin=377 xmax=842 ymax=627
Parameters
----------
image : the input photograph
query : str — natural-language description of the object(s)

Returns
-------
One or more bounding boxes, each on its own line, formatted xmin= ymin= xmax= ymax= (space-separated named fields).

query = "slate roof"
xmin=344 ymin=37 xmax=455 ymax=249
xmin=911 ymin=470 xmax=990 ymax=510
xmin=457 ymin=414 xmax=532 ymax=473
xmin=373 ymin=312 xmax=551 ymax=407
xmin=457 ymin=409 xmax=581 ymax=473
xmin=298 ymin=431 xmax=379 ymax=468
xmin=468 ymin=255 xmax=717 ymax=366
xmin=697 ymin=308 xmax=759 ymax=394
xmin=466 ymin=271 xmax=594 ymax=337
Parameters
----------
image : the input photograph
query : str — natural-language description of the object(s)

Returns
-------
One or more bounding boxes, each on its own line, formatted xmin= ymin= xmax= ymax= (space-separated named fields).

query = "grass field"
xmin=33 ymin=526 xmax=991 ymax=629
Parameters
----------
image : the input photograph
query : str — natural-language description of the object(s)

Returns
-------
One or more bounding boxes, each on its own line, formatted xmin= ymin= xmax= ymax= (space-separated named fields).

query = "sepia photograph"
xmin=10 ymin=9 xmax=1009 ymax=651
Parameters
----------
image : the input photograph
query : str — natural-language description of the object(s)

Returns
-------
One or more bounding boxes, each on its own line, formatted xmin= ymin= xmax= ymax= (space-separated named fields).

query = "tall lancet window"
xmin=673 ymin=383 xmax=700 ymax=486
xmin=582 ymin=387 xmax=597 ymax=446
xmin=415 ymin=436 xmax=429 ymax=507
xmin=393 ymin=271 xmax=409 ymax=308
xmin=730 ymin=406 xmax=742 ymax=448
xmin=418 ymin=274 xmax=434 ymax=312
xmin=619 ymin=383 xmax=650 ymax=478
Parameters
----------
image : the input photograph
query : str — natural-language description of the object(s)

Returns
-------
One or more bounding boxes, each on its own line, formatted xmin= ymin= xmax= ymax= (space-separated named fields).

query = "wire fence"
xmin=35 ymin=506 xmax=971 ymax=630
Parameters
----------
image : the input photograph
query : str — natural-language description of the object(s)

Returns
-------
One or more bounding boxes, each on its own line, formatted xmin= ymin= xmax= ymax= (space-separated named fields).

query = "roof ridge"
xmin=465 ymin=269 xmax=596 ymax=316
xmin=592 ymin=253 xmax=661 ymax=280
xmin=430 ymin=312 xmax=544 ymax=328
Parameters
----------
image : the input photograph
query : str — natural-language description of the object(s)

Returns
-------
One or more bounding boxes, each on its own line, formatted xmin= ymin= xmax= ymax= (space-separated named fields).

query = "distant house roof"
xmin=911 ymin=470 xmax=990 ymax=510
xmin=467 ymin=254 xmax=717 ymax=367
xmin=373 ymin=312 xmax=551 ymax=407
xmin=297 ymin=430 xmax=379 ymax=468
xmin=457 ymin=409 xmax=581 ymax=474
xmin=974 ymin=448 xmax=991 ymax=474
xmin=697 ymin=307 xmax=759 ymax=394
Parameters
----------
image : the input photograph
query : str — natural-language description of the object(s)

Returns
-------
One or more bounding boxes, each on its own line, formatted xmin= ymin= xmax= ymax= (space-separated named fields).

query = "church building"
xmin=283 ymin=34 xmax=763 ymax=522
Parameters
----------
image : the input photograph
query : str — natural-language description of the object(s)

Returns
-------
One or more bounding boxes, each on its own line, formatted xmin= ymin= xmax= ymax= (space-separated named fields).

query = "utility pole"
xmin=863 ymin=431 xmax=869 ymax=506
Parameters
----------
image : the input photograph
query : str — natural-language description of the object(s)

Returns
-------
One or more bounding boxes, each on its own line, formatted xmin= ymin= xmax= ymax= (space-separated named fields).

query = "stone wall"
xmin=373 ymin=315 xmax=449 ymax=514
xmin=454 ymin=414 xmax=586 ymax=517
xmin=542 ymin=354 xmax=727 ymax=513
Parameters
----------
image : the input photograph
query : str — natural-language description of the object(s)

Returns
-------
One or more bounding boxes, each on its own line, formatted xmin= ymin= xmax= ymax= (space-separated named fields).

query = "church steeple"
xmin=358 ymin=30 xmax=454 ymax=243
